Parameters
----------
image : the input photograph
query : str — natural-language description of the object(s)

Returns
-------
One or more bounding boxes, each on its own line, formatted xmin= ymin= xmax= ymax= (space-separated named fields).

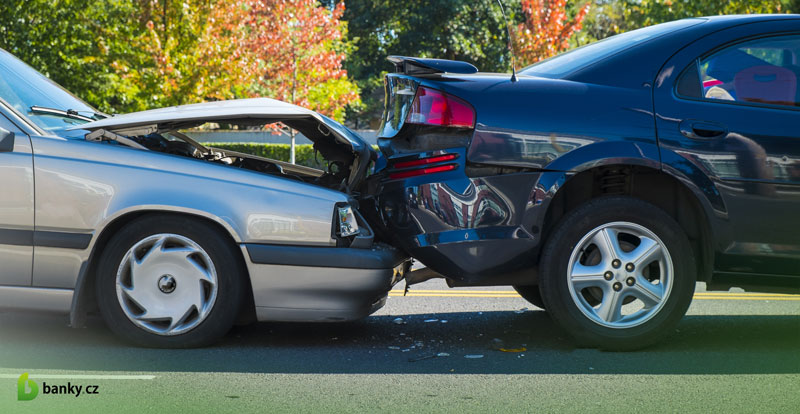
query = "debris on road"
xmin=424 ymin=319 xmax=439 ymax=323
xmin=392 ymin=317 xmax=405 ymax=325
xmin=498 ymin=347 xmax=527 ymax=353
xmin=465 ymin=354 xmax=484 ymax=359
xmin=408 ymin=351 xmax=452 ymax=362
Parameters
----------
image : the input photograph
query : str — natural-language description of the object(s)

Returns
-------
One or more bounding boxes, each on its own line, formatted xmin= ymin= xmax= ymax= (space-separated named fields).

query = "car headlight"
xmin=337 ymin=204 xmax=359 ymax=237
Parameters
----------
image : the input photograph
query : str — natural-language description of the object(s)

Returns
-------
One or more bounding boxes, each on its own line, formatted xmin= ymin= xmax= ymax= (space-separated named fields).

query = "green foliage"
xmin=1 ymin=0 xmax=791 ymax=126
xmin=0 ymin=0 xmax=145 ymax=113
xmin=625 ymin=0 xmax=783 ymax=27
xmin=784 ymin=0 xmax=800 ymax=12
xmin=203 ymin=143 xmax=327 ymax=169
xmin=236 ymin=0 xmax=361 ymax=123
xmin=343 ymin=0 xmax=521 ymax=127
xmin=0 ymin=0 xmax=360 ymax=117
xmin=578 ymin=0 xmax=784 ymax=44
xmin=120 ymin=0 xmax=221 ymax=110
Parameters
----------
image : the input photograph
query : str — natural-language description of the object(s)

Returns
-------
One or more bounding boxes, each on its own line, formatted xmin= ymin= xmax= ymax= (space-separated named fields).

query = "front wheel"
xmin=539 ymin=197 xmax=695 ymax=350
xmin=96 ymin=215 xmax=245 ymax=348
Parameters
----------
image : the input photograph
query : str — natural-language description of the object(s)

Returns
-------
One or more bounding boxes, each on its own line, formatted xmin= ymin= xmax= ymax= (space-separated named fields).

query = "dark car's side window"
xmin=676 ymin=34 xmax=800 ymax=109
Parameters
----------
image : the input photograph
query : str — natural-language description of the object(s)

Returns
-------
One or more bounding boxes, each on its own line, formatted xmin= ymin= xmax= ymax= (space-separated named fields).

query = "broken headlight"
xmin=337 ymin=204 xmax=359 ymax=237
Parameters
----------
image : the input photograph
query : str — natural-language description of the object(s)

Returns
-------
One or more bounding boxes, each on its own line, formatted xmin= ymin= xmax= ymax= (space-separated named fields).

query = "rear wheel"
xmin=539 ymin=197 xmax=695 ymax=350
xmin=513 ymin=285 xmax=545 ymax=310
xmin=96 ymin=215 xmax=245 ymax=348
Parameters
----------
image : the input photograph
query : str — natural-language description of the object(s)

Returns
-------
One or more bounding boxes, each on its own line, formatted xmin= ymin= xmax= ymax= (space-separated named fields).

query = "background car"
xmin=370 ymin=15 xmax=800 ymax=350
xmin=0 ymin=47 xmax=408 ymax=348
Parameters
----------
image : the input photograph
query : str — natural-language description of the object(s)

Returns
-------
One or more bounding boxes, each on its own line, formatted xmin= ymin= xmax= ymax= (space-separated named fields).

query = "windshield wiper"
xmin=29 ymin=106 xmax=104 ymax=122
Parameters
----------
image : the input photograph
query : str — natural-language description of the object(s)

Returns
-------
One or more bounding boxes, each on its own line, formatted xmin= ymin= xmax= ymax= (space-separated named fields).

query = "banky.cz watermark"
xmin=17 ymin=372 xmax=99 ymax=401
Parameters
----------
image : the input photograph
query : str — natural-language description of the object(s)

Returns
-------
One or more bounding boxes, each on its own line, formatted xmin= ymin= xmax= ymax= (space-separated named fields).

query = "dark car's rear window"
xmin=520 ymin=19 xmax=705 ymax=79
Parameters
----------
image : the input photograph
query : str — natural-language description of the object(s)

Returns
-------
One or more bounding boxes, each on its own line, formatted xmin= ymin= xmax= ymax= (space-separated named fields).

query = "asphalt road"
xmin=1 ymin=279 xmax=798 ymax=413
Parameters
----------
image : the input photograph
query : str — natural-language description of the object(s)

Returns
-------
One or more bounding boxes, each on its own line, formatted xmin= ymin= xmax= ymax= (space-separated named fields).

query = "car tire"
xmin=539 ymin=196 xmax=695 ymax=351
xmin=96 ymin=214 xmax=245 ymax=348
xmin=513 ymin=285 xmax=545 ymax=310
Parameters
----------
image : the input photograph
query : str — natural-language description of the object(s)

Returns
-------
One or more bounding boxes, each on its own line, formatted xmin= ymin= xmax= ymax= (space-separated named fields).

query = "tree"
xmin=120 ymin=0 xmax=235 ymax=110
xmin=626 ymin=0 xmax=783 ymax=28
xmin=0 ymin=0 xmax=147 ymax=113
xmin=573 ymin=0 xmax=626 ymax=45
xmin=344 ymin=0 xmax=519 ymax=128
xmin=0 ymin=0 xmax=230 ymax=113
xmin=513 ymin=0 xmax=591 ymax=66
xmin=238 ymin=0 xmax=360 ymax=122
xmin=785 ymin=0 xmax=800 ymax=12
xmin=194 ymin=0 xmax=360 ymax=162
xmin=577 ymin=0 xmax=784 ymax=45
xmin=1 ymin=0 xmax=360 ymax=124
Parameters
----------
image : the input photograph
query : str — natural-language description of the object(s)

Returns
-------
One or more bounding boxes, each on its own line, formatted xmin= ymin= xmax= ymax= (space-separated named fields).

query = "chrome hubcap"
xmin=567 ymin=222 xmax=673 ymax=329
xmin=115 ymin=234 xmax=218 ymax=336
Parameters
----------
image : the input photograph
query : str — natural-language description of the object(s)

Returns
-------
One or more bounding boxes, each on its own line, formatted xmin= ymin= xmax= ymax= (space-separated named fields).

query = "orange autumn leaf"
xmin=513 ymin=0 xmax=591 ymax=67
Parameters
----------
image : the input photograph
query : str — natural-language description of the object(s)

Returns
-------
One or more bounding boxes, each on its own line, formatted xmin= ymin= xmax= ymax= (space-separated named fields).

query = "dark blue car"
xmin=368 ymin=15 xmax=800 ymax=350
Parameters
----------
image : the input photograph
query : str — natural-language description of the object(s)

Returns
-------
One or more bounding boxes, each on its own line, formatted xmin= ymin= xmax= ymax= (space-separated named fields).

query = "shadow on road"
xmin=1 ymin=311 xmax=798 ymax=375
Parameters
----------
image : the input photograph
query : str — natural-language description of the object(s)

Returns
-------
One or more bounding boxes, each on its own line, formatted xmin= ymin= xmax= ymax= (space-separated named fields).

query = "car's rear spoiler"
xmin=387 ymin=56 xmax=478 ymax=75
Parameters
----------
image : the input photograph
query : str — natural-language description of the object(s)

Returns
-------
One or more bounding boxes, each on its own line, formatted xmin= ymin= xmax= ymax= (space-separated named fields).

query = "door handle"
xmin=679 ymin=120 xmax=727 ymax=140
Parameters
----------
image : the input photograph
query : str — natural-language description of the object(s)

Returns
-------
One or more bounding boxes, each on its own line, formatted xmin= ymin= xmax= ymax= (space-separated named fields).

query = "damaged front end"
xmin=72 ymin=98 xmax=375 ymax=196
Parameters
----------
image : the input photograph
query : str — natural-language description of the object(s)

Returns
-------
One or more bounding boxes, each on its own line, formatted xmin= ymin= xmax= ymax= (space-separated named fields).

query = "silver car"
xmin=0 ymin=48 xmax=408 ymax=347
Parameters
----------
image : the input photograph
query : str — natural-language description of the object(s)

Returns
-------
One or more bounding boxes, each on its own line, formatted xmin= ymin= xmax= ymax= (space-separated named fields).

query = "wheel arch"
xmin=69 ymin=209 xmax=255 ymax=328
xmin=535 ymin=162 xmax=719 ymax=283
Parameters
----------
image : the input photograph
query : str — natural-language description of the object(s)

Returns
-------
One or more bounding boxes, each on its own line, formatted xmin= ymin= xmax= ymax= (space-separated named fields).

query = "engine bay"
xmin=84 ymin=115 xmax=372 ymax=194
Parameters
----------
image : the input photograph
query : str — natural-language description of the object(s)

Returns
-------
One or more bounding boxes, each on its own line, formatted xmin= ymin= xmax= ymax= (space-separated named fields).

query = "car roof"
xmin=701 ymin=14 xmax=800 ymax=23
xmin=563 ymin=14 xmax=800 ymax=88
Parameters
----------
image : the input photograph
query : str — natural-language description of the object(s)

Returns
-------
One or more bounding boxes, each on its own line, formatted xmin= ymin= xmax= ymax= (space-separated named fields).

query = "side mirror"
xmin=0 ymin=127 xmax=15 ymax=152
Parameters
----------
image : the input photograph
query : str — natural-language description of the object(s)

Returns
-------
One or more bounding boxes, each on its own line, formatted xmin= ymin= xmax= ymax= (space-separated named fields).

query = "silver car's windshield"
xmin=0 ymin=48 xmax=102 ymax=138
xmin=520 ymin=19 xmax=705 ymax=79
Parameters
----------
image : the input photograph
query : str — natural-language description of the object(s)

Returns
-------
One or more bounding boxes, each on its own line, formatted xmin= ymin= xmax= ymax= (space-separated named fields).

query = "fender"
xmin=528 ymin=140 xmax=729 ymax=276
xmin=527 ymin=140 xmax=662 ymax=238
xmin=530 ymin=140 xmax=726 ymax=214
xmin=69 ymin=206 xmax=245 ymax=328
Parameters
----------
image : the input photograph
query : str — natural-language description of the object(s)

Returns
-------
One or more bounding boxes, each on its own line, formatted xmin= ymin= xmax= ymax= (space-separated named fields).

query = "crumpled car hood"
xmin=71 ymin=97 xmax=370 ymax=154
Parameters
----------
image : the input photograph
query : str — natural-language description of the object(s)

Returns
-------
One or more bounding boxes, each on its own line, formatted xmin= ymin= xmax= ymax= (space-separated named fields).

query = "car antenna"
xmin=496 ymin=0 xmax=518 ymax=82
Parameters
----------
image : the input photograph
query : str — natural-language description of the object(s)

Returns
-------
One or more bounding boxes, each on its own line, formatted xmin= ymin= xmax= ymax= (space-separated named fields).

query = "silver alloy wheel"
xmin=115 ymin=233 xmax=218 ymax=336
xmin=566 ymin=221 xmax=673 ymax=329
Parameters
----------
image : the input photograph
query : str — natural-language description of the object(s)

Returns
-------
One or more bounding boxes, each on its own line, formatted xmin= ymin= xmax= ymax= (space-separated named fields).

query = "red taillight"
xmin=393 ymin=153 xmax=458 ymax=169
xmin=389 ymin=164 xmax=457 ymax=180
xmin=406 ymin=86 xmax=475 ymax=128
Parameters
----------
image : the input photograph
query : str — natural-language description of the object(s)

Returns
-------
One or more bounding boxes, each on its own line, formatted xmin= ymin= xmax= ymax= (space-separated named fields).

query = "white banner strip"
xmin=0 ymin=374 xmax=156 ymax=380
